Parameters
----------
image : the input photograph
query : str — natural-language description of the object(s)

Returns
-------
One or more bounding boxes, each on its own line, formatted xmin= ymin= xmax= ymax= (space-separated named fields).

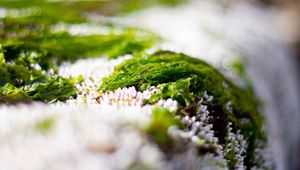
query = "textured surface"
xmin=0 ymin=1 xmax=288 ymax=170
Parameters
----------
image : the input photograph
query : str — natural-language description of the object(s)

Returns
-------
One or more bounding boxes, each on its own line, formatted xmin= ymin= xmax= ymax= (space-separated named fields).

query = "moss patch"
xmin=146 ymin=107 xmax=182 ymax=149
xmin=0 ymin=0 xmax=163 ymax=103
xmin=2 ymin=27 xmax=158 ymax=70
xmin=36 ymin=117 xmax=56 ymax=134
xmin=0 ymin=0 xmax=186 ymax=24
xmin=100 ymin=51 xmax=266 ymax=168
xmin=0 ymin=48 xmax=76 ymax=103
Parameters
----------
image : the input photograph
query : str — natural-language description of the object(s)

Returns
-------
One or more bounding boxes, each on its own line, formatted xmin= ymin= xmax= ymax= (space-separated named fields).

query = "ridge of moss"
xmin=100 ymin=51 xmax=262 ymax=123
xmin=100 ymin=51 xmax=266 ymax=168
xmin=2 ymin=27 xmax=158 ymax=70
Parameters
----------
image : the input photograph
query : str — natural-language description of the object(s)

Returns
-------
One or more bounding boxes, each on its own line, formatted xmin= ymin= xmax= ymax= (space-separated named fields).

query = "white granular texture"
xmin=97 ymin=86 xmax=159 ymax=106
xmin=97 ymin=86 xmax=178 ymax=112
xmin=58 ymin=55 xmax=131 ymax=105
xmin=0 ymin=104 xmax=164 ymax=170
xmin=58 ymin=55 xmax=131 ymax=82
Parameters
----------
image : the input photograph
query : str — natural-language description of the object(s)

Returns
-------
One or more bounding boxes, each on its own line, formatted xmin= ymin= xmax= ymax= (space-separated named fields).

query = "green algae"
xmin=101 ymin=51 xmax=263 ymax=123
xmin=149 ymin=78 xmax=195 ymax=106
xmin=0 ymin=50 xmax=10 ymax=86
xmin=36 ymin=117 xmax=56 ymax=134
xmin=1 ymin=2 xmax=160 ymax=71
xmin=100 ymin=51 xmax=266 ymax=168
xmin=100 ymin=51 xmax=262 ymax=122
xmin=0 ymin=23 xmax=157 ymax=103
xmin=0 ymin=0 xmax=165 ymax=103
xmin=146 ymin=107 xmax=182 ymax=148
xmin=0 ymin=48 xmax=77 ymax=103
xmin=2 ymin=28 xmax=158 ymax=70
xmin=0 ymin=0 xmax=186 ymax=24
xmin=0 ymin=83 xmax=29 ymax=104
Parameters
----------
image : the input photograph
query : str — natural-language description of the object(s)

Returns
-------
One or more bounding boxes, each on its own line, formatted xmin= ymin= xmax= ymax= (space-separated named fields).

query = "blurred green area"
xmin=0 ymin=0 xmax=186 ymax=24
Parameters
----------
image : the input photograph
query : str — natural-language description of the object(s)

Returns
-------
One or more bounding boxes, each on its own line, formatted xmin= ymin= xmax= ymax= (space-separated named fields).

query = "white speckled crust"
xmin=96 ymin=86 xmax=159 ymax=107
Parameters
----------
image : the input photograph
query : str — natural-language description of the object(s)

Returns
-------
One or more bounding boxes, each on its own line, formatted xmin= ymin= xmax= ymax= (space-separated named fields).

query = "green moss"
xmin=0 ymin=49 xmax=11 ymax=86
xmin=0 ymin=0 xmax=164 ymax=103
xmin=2 ymin=26 xmax=158 ymax=70
xmin=1 ymin=0 xmax=163 ymax=73
xmin=149 ymin=78 xmax=195 ymax=106
xmin=100 ymin=51 xmax=261 ymax=120
xmin=101 ymin=51 xmax=266 ymax=167
xmin=0 ymin=47 xmax=77 ymax=103
xmin=0 ymin=83 xmax=29 ymax=104
xmin=0 ymin=0 xmax=186 ymax=25
xmin=225 ymin=141 xmax=238 ymax=169
xmin=24 ymin=76 xmax=76 ymax=102
xmin=146 ymin=107 xmax=182 ymax=148
xmin=230 ymin=58 xmax=254 ymax=90
xmin=0 ymin=23 xmax=157 ymax=101
xmin=36 ymin=117 xmax=56 ymax=134
xmin=101 ymin=51 xmax=263 ymax=125
xmin=127 ymin=163 xmax=155 ymax=170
